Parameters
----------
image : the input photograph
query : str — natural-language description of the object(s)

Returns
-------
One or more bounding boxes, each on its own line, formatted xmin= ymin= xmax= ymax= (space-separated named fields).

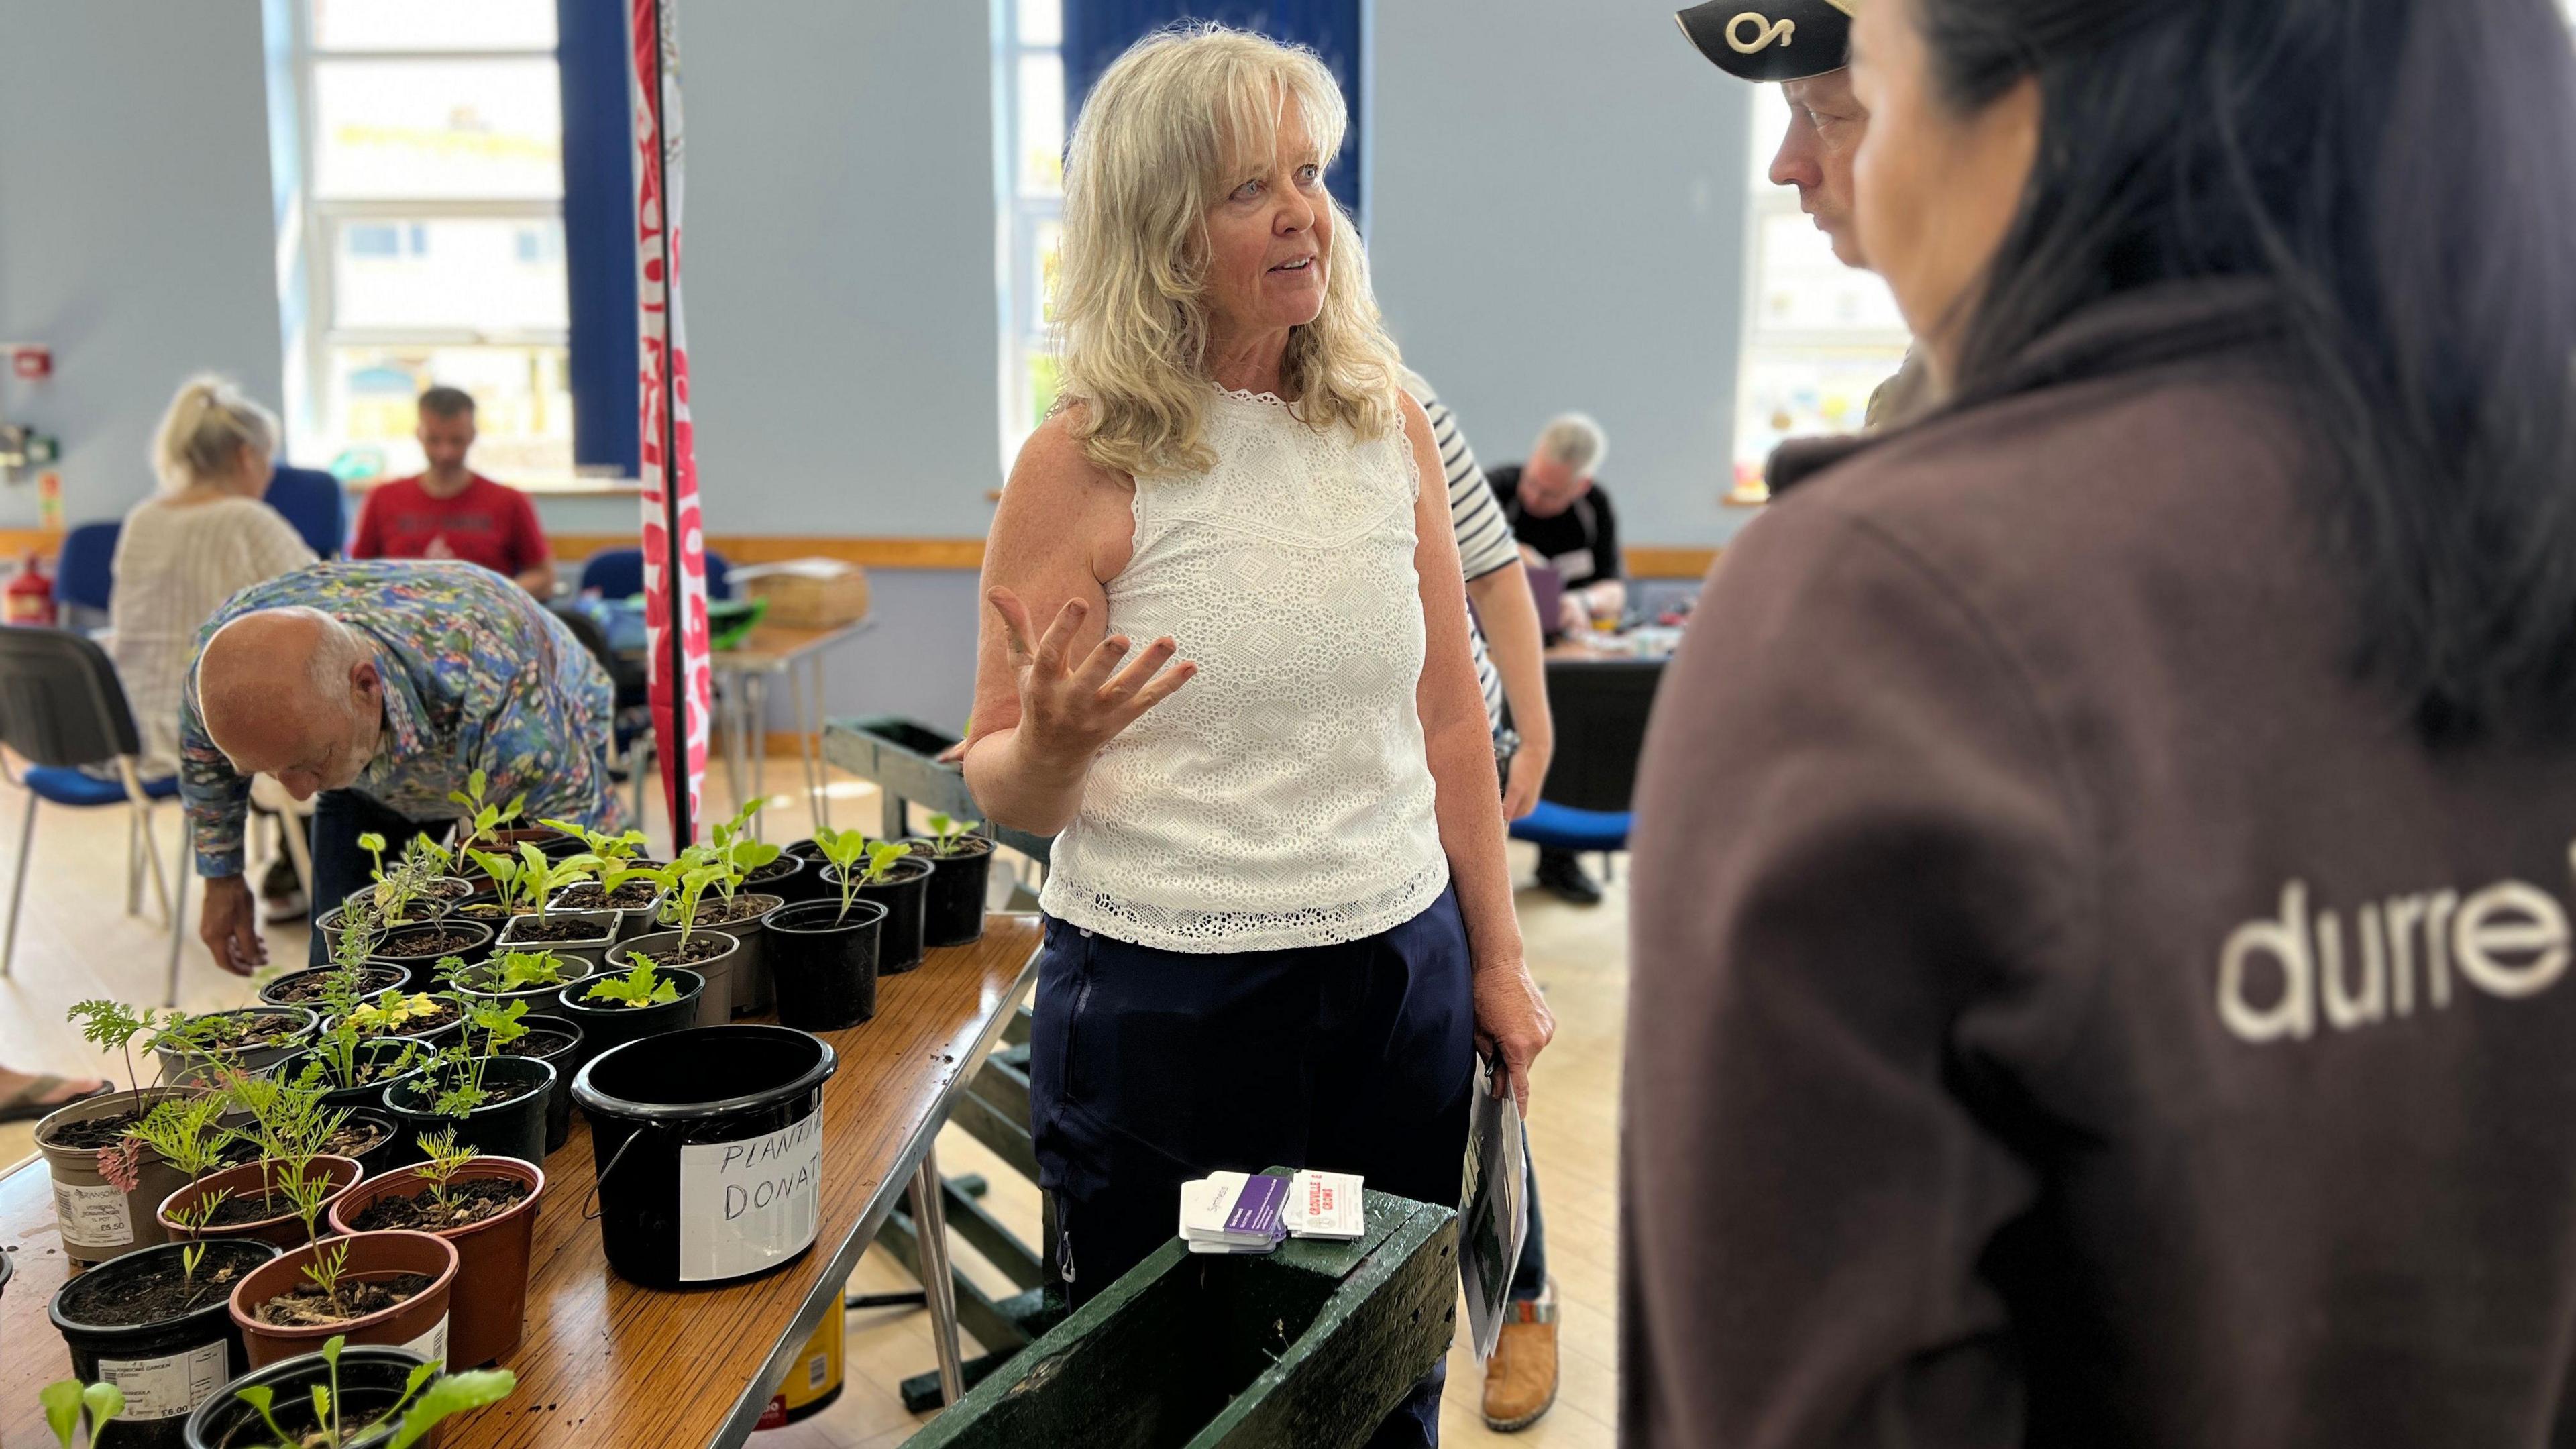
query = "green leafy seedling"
xmin=858 ymin=839 xmax=913 ymax=885
xmin=415 ymin=1128 xmax=479 ymax=1216
xmin=539 ymin=818 xmax=648 ymax=864
xmin=489 ymin=949 xmax=571 ymax=993
xmin=584 ymin=953 xmax=680 ymax=1010
xmin=924 ymin=812 xmax=983 ymax=857
xmin=652 ymin=861 xmax=729 ymax=951
xmin=66 ymin=999 xmax=167 ymax=1096
xmin=446 ymin=769 xmax=527 ymax=855
xmin=40 ymin=1378 xmax=123 ymax=1447
xmin=811 ymin=826 xmax=871 ymax=924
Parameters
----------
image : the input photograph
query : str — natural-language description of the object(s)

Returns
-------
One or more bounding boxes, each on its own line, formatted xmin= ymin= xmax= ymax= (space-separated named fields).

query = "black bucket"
xmin=52 ymin=1238 xmax=281 ymax=1447
xmin=767 ymin=900 xmax=885 ymax=1031
xmin=573 ymin=1025 xmax=837 ymax=1289
xmin=902 ymin=837 xmax=994 ymax=947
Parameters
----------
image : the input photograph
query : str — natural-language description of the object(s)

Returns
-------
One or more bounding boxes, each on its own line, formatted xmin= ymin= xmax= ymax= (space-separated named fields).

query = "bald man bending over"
xmin=180 ymin=560 xmax=616 ymax=971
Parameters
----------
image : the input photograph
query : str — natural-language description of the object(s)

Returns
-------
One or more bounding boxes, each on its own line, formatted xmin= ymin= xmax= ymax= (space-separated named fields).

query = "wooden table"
xmin=0 ymin=914 xmax=1043 ymax=1448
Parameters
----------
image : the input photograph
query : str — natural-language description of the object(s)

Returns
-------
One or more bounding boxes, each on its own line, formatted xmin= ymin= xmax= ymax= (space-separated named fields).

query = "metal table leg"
xmin=717 ymin=672 xmax=746 ymax=824
xmin=747 ymin=674 xmax=769 ymax=840
xmin=810 ymin=655 xmax=834 ymax=831
xmin=789 ymin=657 xmax=824 ymax=829
xmin=910 ymin=1143 xmax=968 ymax=1407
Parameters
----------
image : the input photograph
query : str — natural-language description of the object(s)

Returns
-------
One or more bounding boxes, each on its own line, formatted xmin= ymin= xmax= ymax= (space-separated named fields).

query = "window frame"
xmin=995 ymin=0 xmax=1065 ymax=475
xmin=280 ymin=5 xmax=572 ymax=480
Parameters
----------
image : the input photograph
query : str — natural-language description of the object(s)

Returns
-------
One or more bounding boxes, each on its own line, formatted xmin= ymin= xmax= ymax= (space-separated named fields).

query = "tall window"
xmin=282 ymin=0 xmax=572 ymax=482
xmin=997 ymin=0 xmax=1067 ymax=472
xmin=1731 ymin=87 xmax=1909 ymax=497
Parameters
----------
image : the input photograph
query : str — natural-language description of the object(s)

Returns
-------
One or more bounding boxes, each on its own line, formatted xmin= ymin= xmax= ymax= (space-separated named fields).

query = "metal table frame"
xmin=706 ymin=620 xmax=875 ymax=839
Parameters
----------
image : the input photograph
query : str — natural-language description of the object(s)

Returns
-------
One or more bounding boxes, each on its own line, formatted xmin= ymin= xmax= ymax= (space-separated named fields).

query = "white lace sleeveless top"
xmin=1038 ymin=388 xmax=1449 ymax=953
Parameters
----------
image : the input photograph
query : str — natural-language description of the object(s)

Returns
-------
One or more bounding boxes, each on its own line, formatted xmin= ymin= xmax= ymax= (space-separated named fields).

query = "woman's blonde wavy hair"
xmin=1054 ymin=24 xmax=1403 ymax=480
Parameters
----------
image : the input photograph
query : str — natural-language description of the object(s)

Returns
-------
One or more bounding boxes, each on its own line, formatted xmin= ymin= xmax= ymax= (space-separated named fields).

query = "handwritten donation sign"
xmin=678 ymin=1111 xmax=824 ymax=1283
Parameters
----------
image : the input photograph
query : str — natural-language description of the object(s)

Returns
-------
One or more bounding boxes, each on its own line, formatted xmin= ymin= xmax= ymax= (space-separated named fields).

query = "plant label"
xmin=98 ymin=1340 xmax=229 ymax=1420
xmin=402 ymin=1313 xmax=450 ymax=1365
xmin=678 ymin=1110 xmax=824 ymax=1283
xmin=52 ymin=1179 xmax=132 ymax=1247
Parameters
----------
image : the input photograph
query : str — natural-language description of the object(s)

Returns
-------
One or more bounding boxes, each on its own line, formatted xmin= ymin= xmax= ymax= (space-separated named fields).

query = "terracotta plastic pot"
xmin=36 ymin=1087 xmax=201 ymax=1267
xmin=50 ymin=1238 xmax=281 ymax=1447
xmin=256 ymin=965 xmax=406 ymax=1010
xmin=182 ymin=1342 xmax=432 ymax=1449
xmin=827 ymin=855 xmax=933 ymax=973
xmin=366 ymin=920 xmax=494 ymax=990
xmin=380 ymin=1057 xmax=557 ymax=1166
xmin=158 ymin=1156 xmax=363 ymax=1251
xmin=329 ymin=1157 xmax=544 ymax=1369
xmin=554 ymin=965 xmax=706 ymax=1062
xmin=766 ymin=900 xmax=886 ymax=1031
xmin=496 ymin=908 xmax=621 ymax=972
xmin=610 ymin=929 xmax=741 ymax=1030
xmin=229 ymin=1230 xmax=459 ymax=1370
xmin=151 ymin=1008 xmax=319 ymax=1088
xmin=901 ymin=835 xmax=994 ymax=947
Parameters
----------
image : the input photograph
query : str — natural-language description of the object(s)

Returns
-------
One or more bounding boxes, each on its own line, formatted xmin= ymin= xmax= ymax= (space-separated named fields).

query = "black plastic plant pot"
xmin=255 ymin=965 xmax=406 ymax=1010
xmin=743 ymin=851 xmax=809 ymax=900
xmin=573 ymin=1024 xmax=838 ymax=1289
xmin=182 ymin=1342 xmax=431 ymax=1449
xmin=766 ymin=900 xmax=888 ymax=1031
xmin=271 ymin=1039 xmax=433 ymax=1113
xmin=900 ymin=836 xmax=995 ymax=948
xmin=553 ymin=966 xmax=706 ymax=1061
xmin=508 ymin=1013 xmax=588 ymax=1155
xmin=365 ymin=920 xmax=496 ymax=991
xmin=825 ymin=855 xmax=933 ymax=974
xmin=51 ymin=1238 xmax=281 ymax=1446
xmin=777 ymin=840 xmax=836 ymax=906
xmin=382 ymin=1055 xmax=557 ymax=1165
xmin=337 ymin=1106 xmax=413 ymax=1178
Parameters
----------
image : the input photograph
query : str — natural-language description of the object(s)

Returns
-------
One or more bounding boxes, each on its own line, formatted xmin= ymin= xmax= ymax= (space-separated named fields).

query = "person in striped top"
xmin=1397 ymin=368 xmax=1555 ymax=822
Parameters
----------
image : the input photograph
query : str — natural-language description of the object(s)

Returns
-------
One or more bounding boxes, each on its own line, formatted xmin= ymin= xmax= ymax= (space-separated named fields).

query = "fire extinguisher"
xmin=5 ymin=551 xmax=56 ymax=627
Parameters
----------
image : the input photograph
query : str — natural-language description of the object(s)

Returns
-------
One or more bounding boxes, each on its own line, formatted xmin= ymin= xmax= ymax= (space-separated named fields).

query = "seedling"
xmin=229 ymin=1334 xmax=514 ymax=1449
xmin=488 ymin=949 xmax=573 ymax=993
xmin=227 ymin=1069 xmax=350 ymax=1169
xmin=415 ymin=1128 xmax=479 ymax=1216
xmin=856 ymin=839 xmax=913 ymax=886
xmin=464 ymin=847 xmax=531 ymax=914
xmin=402 ymin=832 xmax=455 ymax=879
xmin=345 ymin=991 xmax=443 ymax=1038
xmin=38 ymin=1379 xmax=123 ymax=1448
xmin=810 ymin=826 xmax=871 ymax=924
xmin=923 ymin=812 xmax=984 ymax=857
xmin=276 ymin=1161 xmax=341 ymax=1246
xmin=425 ymin=1000 xmax=529 ymax=1118
xmin=165 ymin=1192 xmax=232 ymax=1293
xmin=328 ymin=894 xmax=388 ymax=975
xmin=716 ymin=834 xmax=781 ymax=902
xmin=539 ymin=818 xmax=648 ymax=864
xmin=123 ymin=1092 xmax=231 ymax=1183
xmin=299 ymin=1238 xmax=352 ymax=1311
xmin=505 ymin=843 xmax=601 ymax=923
xmin=446 ymin=768 xmax=527 ymax=857
xmin=584 ymin=953 xmax=680 ymax=1010
xmin=66 ymin=999 xmax=170 ymax=1096
xmin=651 ymin=860 xmax=729 ymax=951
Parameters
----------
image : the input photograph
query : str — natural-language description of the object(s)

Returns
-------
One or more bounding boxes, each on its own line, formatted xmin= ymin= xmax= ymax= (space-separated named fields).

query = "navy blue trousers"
xmin=306 ymin=790 xmax=443 ymax=966
xmin=1028 ymin=886 xmax=1475 ymax=1447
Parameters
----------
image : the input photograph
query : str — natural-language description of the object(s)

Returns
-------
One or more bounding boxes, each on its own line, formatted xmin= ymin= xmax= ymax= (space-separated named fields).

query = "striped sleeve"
xmin=1400 ymin=369 xmax=1512 ymax=735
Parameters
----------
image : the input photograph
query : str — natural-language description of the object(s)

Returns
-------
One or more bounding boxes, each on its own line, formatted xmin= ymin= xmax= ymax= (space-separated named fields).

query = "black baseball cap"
xmin=1674 ymin=0 xmax=1854 ymax=83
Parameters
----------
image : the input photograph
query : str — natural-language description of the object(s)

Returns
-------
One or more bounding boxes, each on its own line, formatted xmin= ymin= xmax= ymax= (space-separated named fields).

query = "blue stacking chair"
xmin=577 ymin=545 xmax=734 ymax=601
xmin=265 ymin=465 xmax=349 ymax=559
xmin=1509 ymin=800 xmax=1633 ymax=882
xmin=54 ymin=521 xmax=121 ymax=623
xmin=0 ymin=627 xmax=187 ymax=1003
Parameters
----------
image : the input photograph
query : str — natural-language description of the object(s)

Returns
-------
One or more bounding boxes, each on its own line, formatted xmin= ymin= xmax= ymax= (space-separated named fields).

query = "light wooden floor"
xmin=0 ymin=756 xmax=1627 ymax=1446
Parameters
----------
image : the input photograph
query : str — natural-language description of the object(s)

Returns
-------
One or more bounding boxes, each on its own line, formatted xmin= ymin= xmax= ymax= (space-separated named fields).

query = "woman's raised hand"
xmin=989 ymin=586 xmax=1197 ymax=765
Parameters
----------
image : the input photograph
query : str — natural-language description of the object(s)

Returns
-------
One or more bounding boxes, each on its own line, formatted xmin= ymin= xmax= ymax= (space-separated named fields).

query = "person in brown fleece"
xmin=1624 ymin=0 xmax=2576 ymax=1444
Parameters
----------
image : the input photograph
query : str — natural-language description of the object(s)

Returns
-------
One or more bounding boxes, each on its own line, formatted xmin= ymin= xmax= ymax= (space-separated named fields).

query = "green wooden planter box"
xmin=908 ymin=1178 xmax=1458 ymax=1448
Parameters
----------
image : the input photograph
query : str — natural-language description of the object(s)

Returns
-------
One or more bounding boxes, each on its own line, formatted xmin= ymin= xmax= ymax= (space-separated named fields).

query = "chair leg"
xmin=126 ymin=809 xmax=143 ymax=916
xmin=3 ymin=791 xmax=36 ymax=979
xmin=136 ymin=802 xmax=174 ymax=926
xmin=279 ymin=807 xmax=314 ymax=906
xmin=166 ymin=816 xmax=190 ymax=1008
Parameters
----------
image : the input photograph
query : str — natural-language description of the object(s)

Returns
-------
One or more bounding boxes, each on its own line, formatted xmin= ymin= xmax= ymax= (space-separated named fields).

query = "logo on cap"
xmin=1725 ymin=11 xmax=1796 ymax=52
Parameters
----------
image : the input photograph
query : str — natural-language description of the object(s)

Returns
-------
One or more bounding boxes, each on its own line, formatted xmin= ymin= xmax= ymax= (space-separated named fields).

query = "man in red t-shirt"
xmin=350 ymin=387 xmax=557 ymax=595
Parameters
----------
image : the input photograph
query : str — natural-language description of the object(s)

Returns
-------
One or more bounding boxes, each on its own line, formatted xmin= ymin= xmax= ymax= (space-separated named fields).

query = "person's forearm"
xmin=1586 ymin=578 xmax=1628 ymax=620
xmin=1426 ymin=710 xmax=1523 ymax=971
xmin=962 ymin=725 xmax=1093 ymax=837
xmin=1466 ymin=566 xmax=1552 ymax=754
xmin=517 ymin=562 xmax=557 ymax=596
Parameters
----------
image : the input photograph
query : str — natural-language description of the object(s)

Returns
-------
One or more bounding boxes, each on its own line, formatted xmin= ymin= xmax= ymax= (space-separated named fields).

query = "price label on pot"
xmin=52 ymin=1180 xmax=133 ymax=1247
xmin=402 ymin=1314 xmax=450 ymax=1365
xmin=99 ymin=1340 xmax=229 ymax=1420
xmin=678 ymin=1110 xmax=823 ymax=1283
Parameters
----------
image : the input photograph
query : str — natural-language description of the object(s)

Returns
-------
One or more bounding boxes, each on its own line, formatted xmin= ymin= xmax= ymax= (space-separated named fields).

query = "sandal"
xmin=0 ymin=1074 xmax=111 ymax=1124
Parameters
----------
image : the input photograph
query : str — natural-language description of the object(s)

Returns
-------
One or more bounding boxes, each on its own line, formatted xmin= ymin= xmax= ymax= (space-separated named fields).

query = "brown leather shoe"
xmin=1481 ymin=1285 xmax=1560 ymax=1432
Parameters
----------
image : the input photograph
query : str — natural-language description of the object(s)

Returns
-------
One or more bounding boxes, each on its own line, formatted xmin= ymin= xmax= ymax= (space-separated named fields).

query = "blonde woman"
xmin=963 ymin=26 xmax=1550 ymax=1444
xmin=111 ymin=375 xmax=315 ymax=775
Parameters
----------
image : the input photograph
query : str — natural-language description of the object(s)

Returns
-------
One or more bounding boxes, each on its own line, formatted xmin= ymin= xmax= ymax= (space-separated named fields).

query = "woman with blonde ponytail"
xmin=962 ymin=27 xmax=1549 ymax=1444
xmin=111 ymin=374 xmax=315 ymax=772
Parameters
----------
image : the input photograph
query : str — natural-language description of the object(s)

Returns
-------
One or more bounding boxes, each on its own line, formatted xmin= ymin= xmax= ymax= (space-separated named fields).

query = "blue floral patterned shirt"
xmin=180 ymin=560 xmax=619 ymax=877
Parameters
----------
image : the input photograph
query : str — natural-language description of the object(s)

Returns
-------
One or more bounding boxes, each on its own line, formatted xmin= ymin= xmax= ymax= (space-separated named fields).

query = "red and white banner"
xmin=631 ymin=0 xmax=710 ymax=845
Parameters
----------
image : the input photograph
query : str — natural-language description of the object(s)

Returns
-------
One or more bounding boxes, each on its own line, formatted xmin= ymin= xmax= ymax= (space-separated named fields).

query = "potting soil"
xmin=423 ymin=879 xmax=474 ymax=900
xmin=41 ymin=1106 xmax=150 ymax=1150
xmin=58 ymin=1252 xmax=254 ymax=1325
xmin=557 ymin=881 xmax=658 ymax=908
xmin=643 ymin=935 xmax=731 ymax=967
xmin=321 ymin=1122 xmax=390 ymax=1160
xmin=269 ymin=969 xmax=404 ymax=1003
xmin=693 ymin=899 xmax=768 ymax=926
xmin=346 ymin=1178 xmax=530 ymax=1233
xmin=495 ymin=1028 xmax=578 ymax=1059
xmin=201 ymin=1190 xmax=295 ymax=1228
xmin=507 ymin=917 xmax=611 ymax=943
xmin=254 ymin=1273 xmax=435 ymax=1328
xmin=378 ymin=928 xmax=485 ymax=958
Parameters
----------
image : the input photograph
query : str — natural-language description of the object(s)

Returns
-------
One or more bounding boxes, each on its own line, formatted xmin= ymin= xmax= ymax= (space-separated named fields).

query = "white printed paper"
xmin=1283 ymin=1170 xmax=1366 ymax=1240
xmin=400 ymin=1314 xmax=449 ymax=1366
xmin=678 ymin=1110 xmax=823 ymax=1283
xmin=1459 ymin=1054 xmax=1528 ymax=1361
xmin=54 ymin=1180 xmax=133 ymax=1248
xmin=98 ymin=1340 xmax=229 ymax=1420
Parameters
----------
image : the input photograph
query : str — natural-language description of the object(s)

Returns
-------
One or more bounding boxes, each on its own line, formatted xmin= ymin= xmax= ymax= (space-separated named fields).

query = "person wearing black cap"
xmin=1677 ymin=0 xmax=1936 ymax=429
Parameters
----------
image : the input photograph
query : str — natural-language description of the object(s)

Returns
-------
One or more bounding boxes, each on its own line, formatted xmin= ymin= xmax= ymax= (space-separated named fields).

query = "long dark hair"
xmin=1917 ymin=0 xmax=2576 ymax=744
